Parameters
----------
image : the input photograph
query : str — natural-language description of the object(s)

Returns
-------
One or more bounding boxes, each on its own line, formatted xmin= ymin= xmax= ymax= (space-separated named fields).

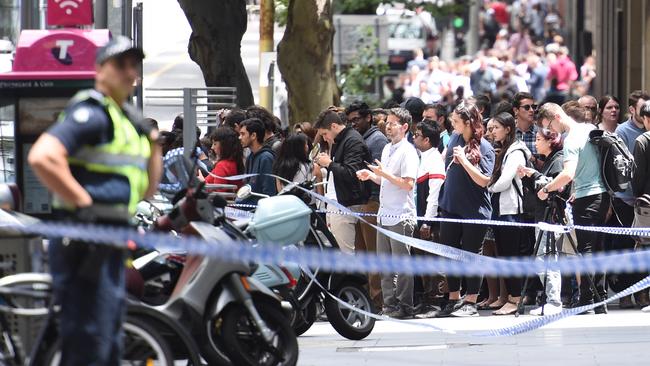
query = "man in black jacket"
xmin=314 ymin=109 xmax=372 ymax=254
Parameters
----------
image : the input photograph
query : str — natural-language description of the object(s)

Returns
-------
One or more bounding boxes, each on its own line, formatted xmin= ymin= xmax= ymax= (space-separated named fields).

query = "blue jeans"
xmin=49 ymin=238 xmax=125 ymax=366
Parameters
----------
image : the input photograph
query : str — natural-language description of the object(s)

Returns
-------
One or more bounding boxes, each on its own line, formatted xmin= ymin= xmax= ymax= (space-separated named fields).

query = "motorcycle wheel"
xmin=323 ymin=280 xmax=375 ymax=340
xmin=220 ymin=300 xmax=299 ymax=366
xmin=43 ymin=316 xmax=174 ymax=366
xmin=291 ymin=298 xmax=317 ymax=336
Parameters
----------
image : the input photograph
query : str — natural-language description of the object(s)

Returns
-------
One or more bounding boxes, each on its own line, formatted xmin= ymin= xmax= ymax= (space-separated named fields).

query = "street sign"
xmin=333 ymin=15 xmax=389 ymax=66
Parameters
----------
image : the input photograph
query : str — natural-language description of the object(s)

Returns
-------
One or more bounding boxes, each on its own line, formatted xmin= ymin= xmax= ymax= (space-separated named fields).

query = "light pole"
xmin=259 ymin=0 xmax=274 ymax=110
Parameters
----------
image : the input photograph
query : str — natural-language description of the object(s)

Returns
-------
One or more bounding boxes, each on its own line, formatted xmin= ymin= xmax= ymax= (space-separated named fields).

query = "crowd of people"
xmin=148 ymin=1 xmax=650 ymax=321
xmin=386 ymin=0 xmax=592 ymax=116
xmin=155 ymin=84 xmax=650 ymax=320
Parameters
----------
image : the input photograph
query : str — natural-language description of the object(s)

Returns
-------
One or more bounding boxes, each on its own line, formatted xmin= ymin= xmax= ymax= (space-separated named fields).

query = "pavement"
xmin=298 ymin=309 xmax=650 ymax=366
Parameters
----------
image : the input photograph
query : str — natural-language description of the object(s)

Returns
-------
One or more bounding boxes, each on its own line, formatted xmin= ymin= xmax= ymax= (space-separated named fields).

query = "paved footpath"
xmin=298 ymin=309 xmax=650 ymax=366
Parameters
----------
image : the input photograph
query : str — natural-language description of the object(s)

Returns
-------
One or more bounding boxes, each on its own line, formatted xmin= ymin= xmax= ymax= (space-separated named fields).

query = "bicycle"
xmin=0 ymin=272 xmax=175 ymax=366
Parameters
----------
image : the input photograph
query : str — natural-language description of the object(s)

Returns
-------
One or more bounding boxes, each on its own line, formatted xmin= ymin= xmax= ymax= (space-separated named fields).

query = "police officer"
xmin=28 ymin=36 xmax=162 ymax=365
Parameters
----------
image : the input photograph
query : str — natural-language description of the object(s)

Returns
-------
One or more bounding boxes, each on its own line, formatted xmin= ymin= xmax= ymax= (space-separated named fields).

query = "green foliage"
xmin=338 ymin=26 xmax=388 ymax=105
xmin=275 ymin=0 xmax=289 ymax=27
xmin=334 ymin=0 xmax=384 ymax=15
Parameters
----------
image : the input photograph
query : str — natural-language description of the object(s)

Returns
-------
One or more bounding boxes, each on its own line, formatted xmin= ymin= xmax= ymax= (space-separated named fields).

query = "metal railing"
xmin=144 ymin=87 xmax=237 ymax=157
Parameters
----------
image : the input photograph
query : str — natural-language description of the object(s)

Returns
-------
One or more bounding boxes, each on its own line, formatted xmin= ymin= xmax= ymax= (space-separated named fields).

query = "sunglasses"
xmin=520 ymin=104 xmax=539 ymax=111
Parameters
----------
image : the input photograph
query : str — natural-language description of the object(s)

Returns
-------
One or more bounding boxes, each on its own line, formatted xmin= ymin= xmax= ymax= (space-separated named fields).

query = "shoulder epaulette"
xmin=68 ymin=89 xmax=106 ymax=108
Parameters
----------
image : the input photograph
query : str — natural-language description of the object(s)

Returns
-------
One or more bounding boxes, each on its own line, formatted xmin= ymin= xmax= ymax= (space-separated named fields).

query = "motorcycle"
xmin=235 ymin=179 xmax=376 ymax=340
xmin=129 ymin=181 xmax=300 ymax=366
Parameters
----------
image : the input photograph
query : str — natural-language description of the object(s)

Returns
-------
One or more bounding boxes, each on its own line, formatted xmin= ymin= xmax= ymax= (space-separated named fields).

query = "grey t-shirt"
xmin=563 ymin=123 xmax=606 ymax=199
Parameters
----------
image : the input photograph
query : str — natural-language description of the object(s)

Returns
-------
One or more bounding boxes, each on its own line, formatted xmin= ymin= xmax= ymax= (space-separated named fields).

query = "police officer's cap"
xmin=96 ymin=36 xmax=145 ymax=65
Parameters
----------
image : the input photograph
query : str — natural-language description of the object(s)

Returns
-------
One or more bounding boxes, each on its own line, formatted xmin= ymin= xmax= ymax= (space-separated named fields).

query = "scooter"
xmin=235 ymin=180 xmax=376 ymax=340
xmin=130 ymin=181 xmax=300 ymax=366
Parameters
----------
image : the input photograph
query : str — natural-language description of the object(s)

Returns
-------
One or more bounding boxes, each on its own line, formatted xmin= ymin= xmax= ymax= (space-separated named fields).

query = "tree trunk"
xmin=177 ymin=0 xmax=254 ymax=107
xmin=277 ymin=0 xmax=339 ymax=124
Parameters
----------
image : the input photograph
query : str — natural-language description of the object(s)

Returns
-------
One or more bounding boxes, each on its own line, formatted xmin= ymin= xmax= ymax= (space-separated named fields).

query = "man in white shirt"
xmin=357 ymin=108 xmax=419 ymax=318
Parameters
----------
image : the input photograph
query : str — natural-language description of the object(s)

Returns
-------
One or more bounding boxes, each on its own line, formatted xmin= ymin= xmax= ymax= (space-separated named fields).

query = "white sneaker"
xmin=529 ymin=304 xmax=562 ymax=316
xmin=642 ymin=305 xmax=650 ymax=313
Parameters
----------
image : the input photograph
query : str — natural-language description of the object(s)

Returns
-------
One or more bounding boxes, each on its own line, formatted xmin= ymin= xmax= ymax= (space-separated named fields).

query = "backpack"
xmin=511 ymin=148 xmax=537 ymax=217
xmin=588 ymin=130 xmax=635 ymax=193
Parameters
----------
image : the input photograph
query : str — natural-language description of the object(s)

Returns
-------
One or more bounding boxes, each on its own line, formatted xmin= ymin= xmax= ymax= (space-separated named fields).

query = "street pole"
xmin=20 ymin=0 xmax=39 ymax=29
xmin=466 ymin=0 xmax=480 ymax=56
xmin=259 ymin=0 xmax=274 ymax=110
xmin=96 ymin=0 xmax=108 ymax=28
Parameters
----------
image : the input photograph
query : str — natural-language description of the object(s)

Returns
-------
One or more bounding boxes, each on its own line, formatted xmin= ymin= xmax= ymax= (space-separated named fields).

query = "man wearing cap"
xmin=28 ymin=36 xmax=161 ymax=365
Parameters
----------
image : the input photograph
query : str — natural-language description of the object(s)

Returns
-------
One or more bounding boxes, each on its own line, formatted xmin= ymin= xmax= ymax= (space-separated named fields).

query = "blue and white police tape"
xmin=228 ymin=202 xmax=650 ymax=238
xmin=476 ymin=274 xmax=650 ymax=337
xmin=4 ymin=220 xmax=650 ymax=277
xmin=221 ymin=171 xmax=650 ymax=238
xmin=300 ymin=267 xmax=455 ymax=334
xmin=4 ymin=219 xmax=650 ymax=338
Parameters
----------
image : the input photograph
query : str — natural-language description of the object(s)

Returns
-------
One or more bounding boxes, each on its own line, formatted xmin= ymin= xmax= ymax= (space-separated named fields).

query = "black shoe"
xmin=435 ymin=299 xmax=461 ymax=318
xmin=450 ymin=301 xmax=479 ymax=317
xmin=415 ymin=305 xmax=441 ymax=319
xmin=594 ymin=304 xmax=608 ymax=314
xmin=383 ymin=305 xmax=414 ymax=320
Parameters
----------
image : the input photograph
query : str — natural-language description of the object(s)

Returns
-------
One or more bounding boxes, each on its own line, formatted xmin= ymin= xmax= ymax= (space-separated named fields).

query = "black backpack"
xmin=588 ymin=129 xmax=635 ymax=193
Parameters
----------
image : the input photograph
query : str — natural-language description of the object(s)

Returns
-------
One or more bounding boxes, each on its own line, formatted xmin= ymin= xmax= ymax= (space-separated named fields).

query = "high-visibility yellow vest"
xmin=54 ymin=90 xmax=151 ymax=216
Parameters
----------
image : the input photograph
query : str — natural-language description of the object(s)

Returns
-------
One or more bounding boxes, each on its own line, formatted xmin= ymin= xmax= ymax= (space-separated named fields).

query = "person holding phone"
xmin=435 ymin=101 xmax=495 ymax=318
xmin=314 ymin=109 xmax=372 ymax=254
xmin=357 ymin=107 xmax=419 ymax=319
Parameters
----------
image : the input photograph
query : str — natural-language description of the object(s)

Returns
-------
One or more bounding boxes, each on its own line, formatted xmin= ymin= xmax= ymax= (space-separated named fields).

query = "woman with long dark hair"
xmin=487 ymin=112 xmax=532 ymax=315
xmin=436 ymin=101 xmax=496 ymax=318
xmin=597 ymin=95 xmax=621 ymax=133
xmin=273 ymin=134 xmax=313 ymax=191
xmin=205 ymin=127 xmax=244 ymax=189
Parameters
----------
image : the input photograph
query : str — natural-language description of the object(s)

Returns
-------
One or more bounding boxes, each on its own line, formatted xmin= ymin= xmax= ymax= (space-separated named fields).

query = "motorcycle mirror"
xmin=237 ymin=185 xmax=253 ymax=200
xmin=308 ymin=144 xmax=321 ymax=161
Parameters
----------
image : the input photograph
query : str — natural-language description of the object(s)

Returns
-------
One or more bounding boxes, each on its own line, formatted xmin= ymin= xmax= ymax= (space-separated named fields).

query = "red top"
xmin=491 ymin=2 xmax=509 ymax=26
xmin=205 ymin=159 xmax=243 ymax=190
xmin=547 ymin=55 xmax=578 ymax=91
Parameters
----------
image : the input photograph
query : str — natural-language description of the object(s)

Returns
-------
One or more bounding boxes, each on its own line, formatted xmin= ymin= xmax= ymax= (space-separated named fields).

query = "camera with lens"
xmin=533 ymin=176 xmax=552 ymax=193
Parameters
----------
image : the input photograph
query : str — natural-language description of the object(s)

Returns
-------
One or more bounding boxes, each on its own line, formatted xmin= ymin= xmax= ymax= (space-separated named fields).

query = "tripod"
xmin=516 ymin=193 xmax=604 ymax=316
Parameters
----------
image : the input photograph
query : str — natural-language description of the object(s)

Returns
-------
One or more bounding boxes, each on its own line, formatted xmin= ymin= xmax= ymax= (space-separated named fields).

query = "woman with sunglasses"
xmin=436 ymin=101 xmax=496 ymax=318
xmin=486 ymin=113 xmax=534 ymax=315
xmin=518 ymin=128 xmax=569 ymax=315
